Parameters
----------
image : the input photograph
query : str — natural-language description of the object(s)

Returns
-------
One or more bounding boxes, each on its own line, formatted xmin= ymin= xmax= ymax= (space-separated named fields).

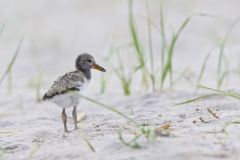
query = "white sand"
xmin=1 ymin=93 xmax=240 ymax=160
xmin=1 ymin=0 xmax=240 ymax=160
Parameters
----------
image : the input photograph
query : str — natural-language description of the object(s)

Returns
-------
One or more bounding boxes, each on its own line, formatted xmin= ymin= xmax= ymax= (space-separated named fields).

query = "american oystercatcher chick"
xmin=43 ymin=53 xmax=106 ymax=132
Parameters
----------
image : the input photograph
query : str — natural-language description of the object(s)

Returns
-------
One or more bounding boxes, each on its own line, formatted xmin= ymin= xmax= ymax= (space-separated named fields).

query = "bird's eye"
xmin=86 ymin=60 xmax=92 ymax=63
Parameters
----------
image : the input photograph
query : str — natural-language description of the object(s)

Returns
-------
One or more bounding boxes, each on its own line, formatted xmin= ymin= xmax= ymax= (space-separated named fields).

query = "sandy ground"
xmin=1 ymin=92 xmax=240 ymax=160
xmin=1 ymin=0 xmax=240 ymax=160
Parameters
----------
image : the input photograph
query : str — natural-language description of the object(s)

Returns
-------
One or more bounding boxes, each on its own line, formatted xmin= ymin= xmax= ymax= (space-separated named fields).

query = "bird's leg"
xmin=72 ymin=106 xmax=78 ymax=130
xmin=62 ymin=109 xmax=69 ymax=132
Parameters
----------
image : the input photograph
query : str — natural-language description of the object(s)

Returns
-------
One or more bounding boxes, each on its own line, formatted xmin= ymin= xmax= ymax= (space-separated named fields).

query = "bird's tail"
xmin=42 ymin=93 xmax=50 ymax=101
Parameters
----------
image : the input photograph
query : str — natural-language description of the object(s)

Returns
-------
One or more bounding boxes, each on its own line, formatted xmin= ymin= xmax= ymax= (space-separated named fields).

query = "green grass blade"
xmin=217 ymin=17 xmax=240 ymax=89
xmin=36 ymin=73 xmax=42 ymax=102
xmin=0 ymin=18 xmax=8 ymax=37
xmin=115 ymin=54 xmax=132 ymax=95
xmin=7 ymin=70 xmax=12 ymax=94
xmin=197 ymin=85 xmax=225 ymax=94
xmin=0 ymin=151 xmax=3 ymax=160
xmin=118 ymin=132 xmax=142 ymax=149
xmin=83 ymin=138 xmax=96 ymax=152
xmin=177 ymin=84 xmax=240 ymax=106
xmin=218 ymin=70 xmax=229 ymax=89
xmin=161 ymin=16 xmax=191 ymax=89
xmin=176 ymin=94 xmax=218 ymax=105
xmin=168 ymin=16 xmax=191 ymax=83
xmin=128 ymin=0 xmax=145 ymax=69
xmin=145 ymin=0 xmax=155 ymax=92
xmin=105 ymin=42 xmax=133 ymax=62
xmin=100 ymin=75 xmax=106 ymax=94
xmin=0 ymin=35 xmax=24 ymax=86
xmin=78 ymin=94 xmax=139 ymax=126
xmin=26 ymin=143 xmax=41 ymax=160
xmin=160 ymin=3 xmax=167 ymax=71
xmin=196 ymin=50 xmax=213 ymax=90
xmin=198 ymin=85 xmax=240 ymax=100
xmin=165 ymin=68 xmax=193 ymax=90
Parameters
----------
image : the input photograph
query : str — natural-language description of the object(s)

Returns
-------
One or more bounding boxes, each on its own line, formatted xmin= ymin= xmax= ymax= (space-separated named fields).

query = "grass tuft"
xmin=159 ymin=12 xmax=214 ymax=90
xmin=128 ymin=0 xmax=149 ymax=89
xmin=128 ymin=0 xmax=145 ymax=70
xmin=118 ymin=132 xmax=142 ymax=149
xmin=115 ymin=54 xmax=133 ymax=95
xmin=161 ymin=16 xmax=191 ymax=90
xmin=79 ymin=94 xmax=159 ymax=148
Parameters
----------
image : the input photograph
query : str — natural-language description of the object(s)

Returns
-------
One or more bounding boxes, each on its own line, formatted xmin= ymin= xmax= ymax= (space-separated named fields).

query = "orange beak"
xmin=92 ymin=63 xmax=106 ymax=72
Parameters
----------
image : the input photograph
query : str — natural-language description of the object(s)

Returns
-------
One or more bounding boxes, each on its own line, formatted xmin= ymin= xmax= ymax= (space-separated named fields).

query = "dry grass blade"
xmin=0 ymin=112 xmax=16 ymax=117
xmin=0 ymin=130 xmax=22 ymax=137
xmin=207 ymin=108 xmax=219 ymax=119
xmin=199 ymin=117 xmax=211 ymax=123
xmin=0 ymin=35 xmax=24 ymax=86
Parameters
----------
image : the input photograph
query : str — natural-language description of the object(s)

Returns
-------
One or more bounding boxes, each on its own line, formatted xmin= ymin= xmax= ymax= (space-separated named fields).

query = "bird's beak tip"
xmin=92 ymin=64 xmax=106 ymax=72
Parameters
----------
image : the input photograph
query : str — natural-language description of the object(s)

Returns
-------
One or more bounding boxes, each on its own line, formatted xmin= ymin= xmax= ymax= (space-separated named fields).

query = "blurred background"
xmin=0 ymin=0 xmax=240 ymax=100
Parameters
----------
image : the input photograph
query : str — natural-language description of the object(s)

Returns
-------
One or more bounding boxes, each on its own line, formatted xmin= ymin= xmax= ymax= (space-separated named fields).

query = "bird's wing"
xmin=43 ymin=71 xmax=85 ymax=100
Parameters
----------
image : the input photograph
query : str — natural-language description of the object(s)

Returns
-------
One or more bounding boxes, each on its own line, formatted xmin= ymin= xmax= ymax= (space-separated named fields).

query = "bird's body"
xmin=43 ymin=71 xmax=90 ymax=108
xmin=43 ymin=53 xmax=106 ymax=132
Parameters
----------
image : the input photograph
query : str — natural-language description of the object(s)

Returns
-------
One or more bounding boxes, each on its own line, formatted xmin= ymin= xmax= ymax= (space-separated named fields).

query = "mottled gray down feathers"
xmin=43 ymin=71 xmax=86 ymax=100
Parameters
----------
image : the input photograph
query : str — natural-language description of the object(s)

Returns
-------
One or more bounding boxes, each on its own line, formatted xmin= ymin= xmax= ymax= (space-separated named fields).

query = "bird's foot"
xmin=64 ymin=129 xmax=71 ymax=133
xmin=74 ymin=126 xmax=79 ymax=131
xmin=77 ymin=112 xmax=87 ymax=122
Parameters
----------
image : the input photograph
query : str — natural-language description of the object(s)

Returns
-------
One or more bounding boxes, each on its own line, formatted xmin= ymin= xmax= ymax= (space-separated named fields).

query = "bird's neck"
xmin=79 ymin=68 xmax=91 ymax=80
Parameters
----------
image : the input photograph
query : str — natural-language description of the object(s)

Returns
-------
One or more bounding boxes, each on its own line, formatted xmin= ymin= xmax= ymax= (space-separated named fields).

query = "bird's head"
xmin=75 ymin=53 xmax=106 ymax=72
